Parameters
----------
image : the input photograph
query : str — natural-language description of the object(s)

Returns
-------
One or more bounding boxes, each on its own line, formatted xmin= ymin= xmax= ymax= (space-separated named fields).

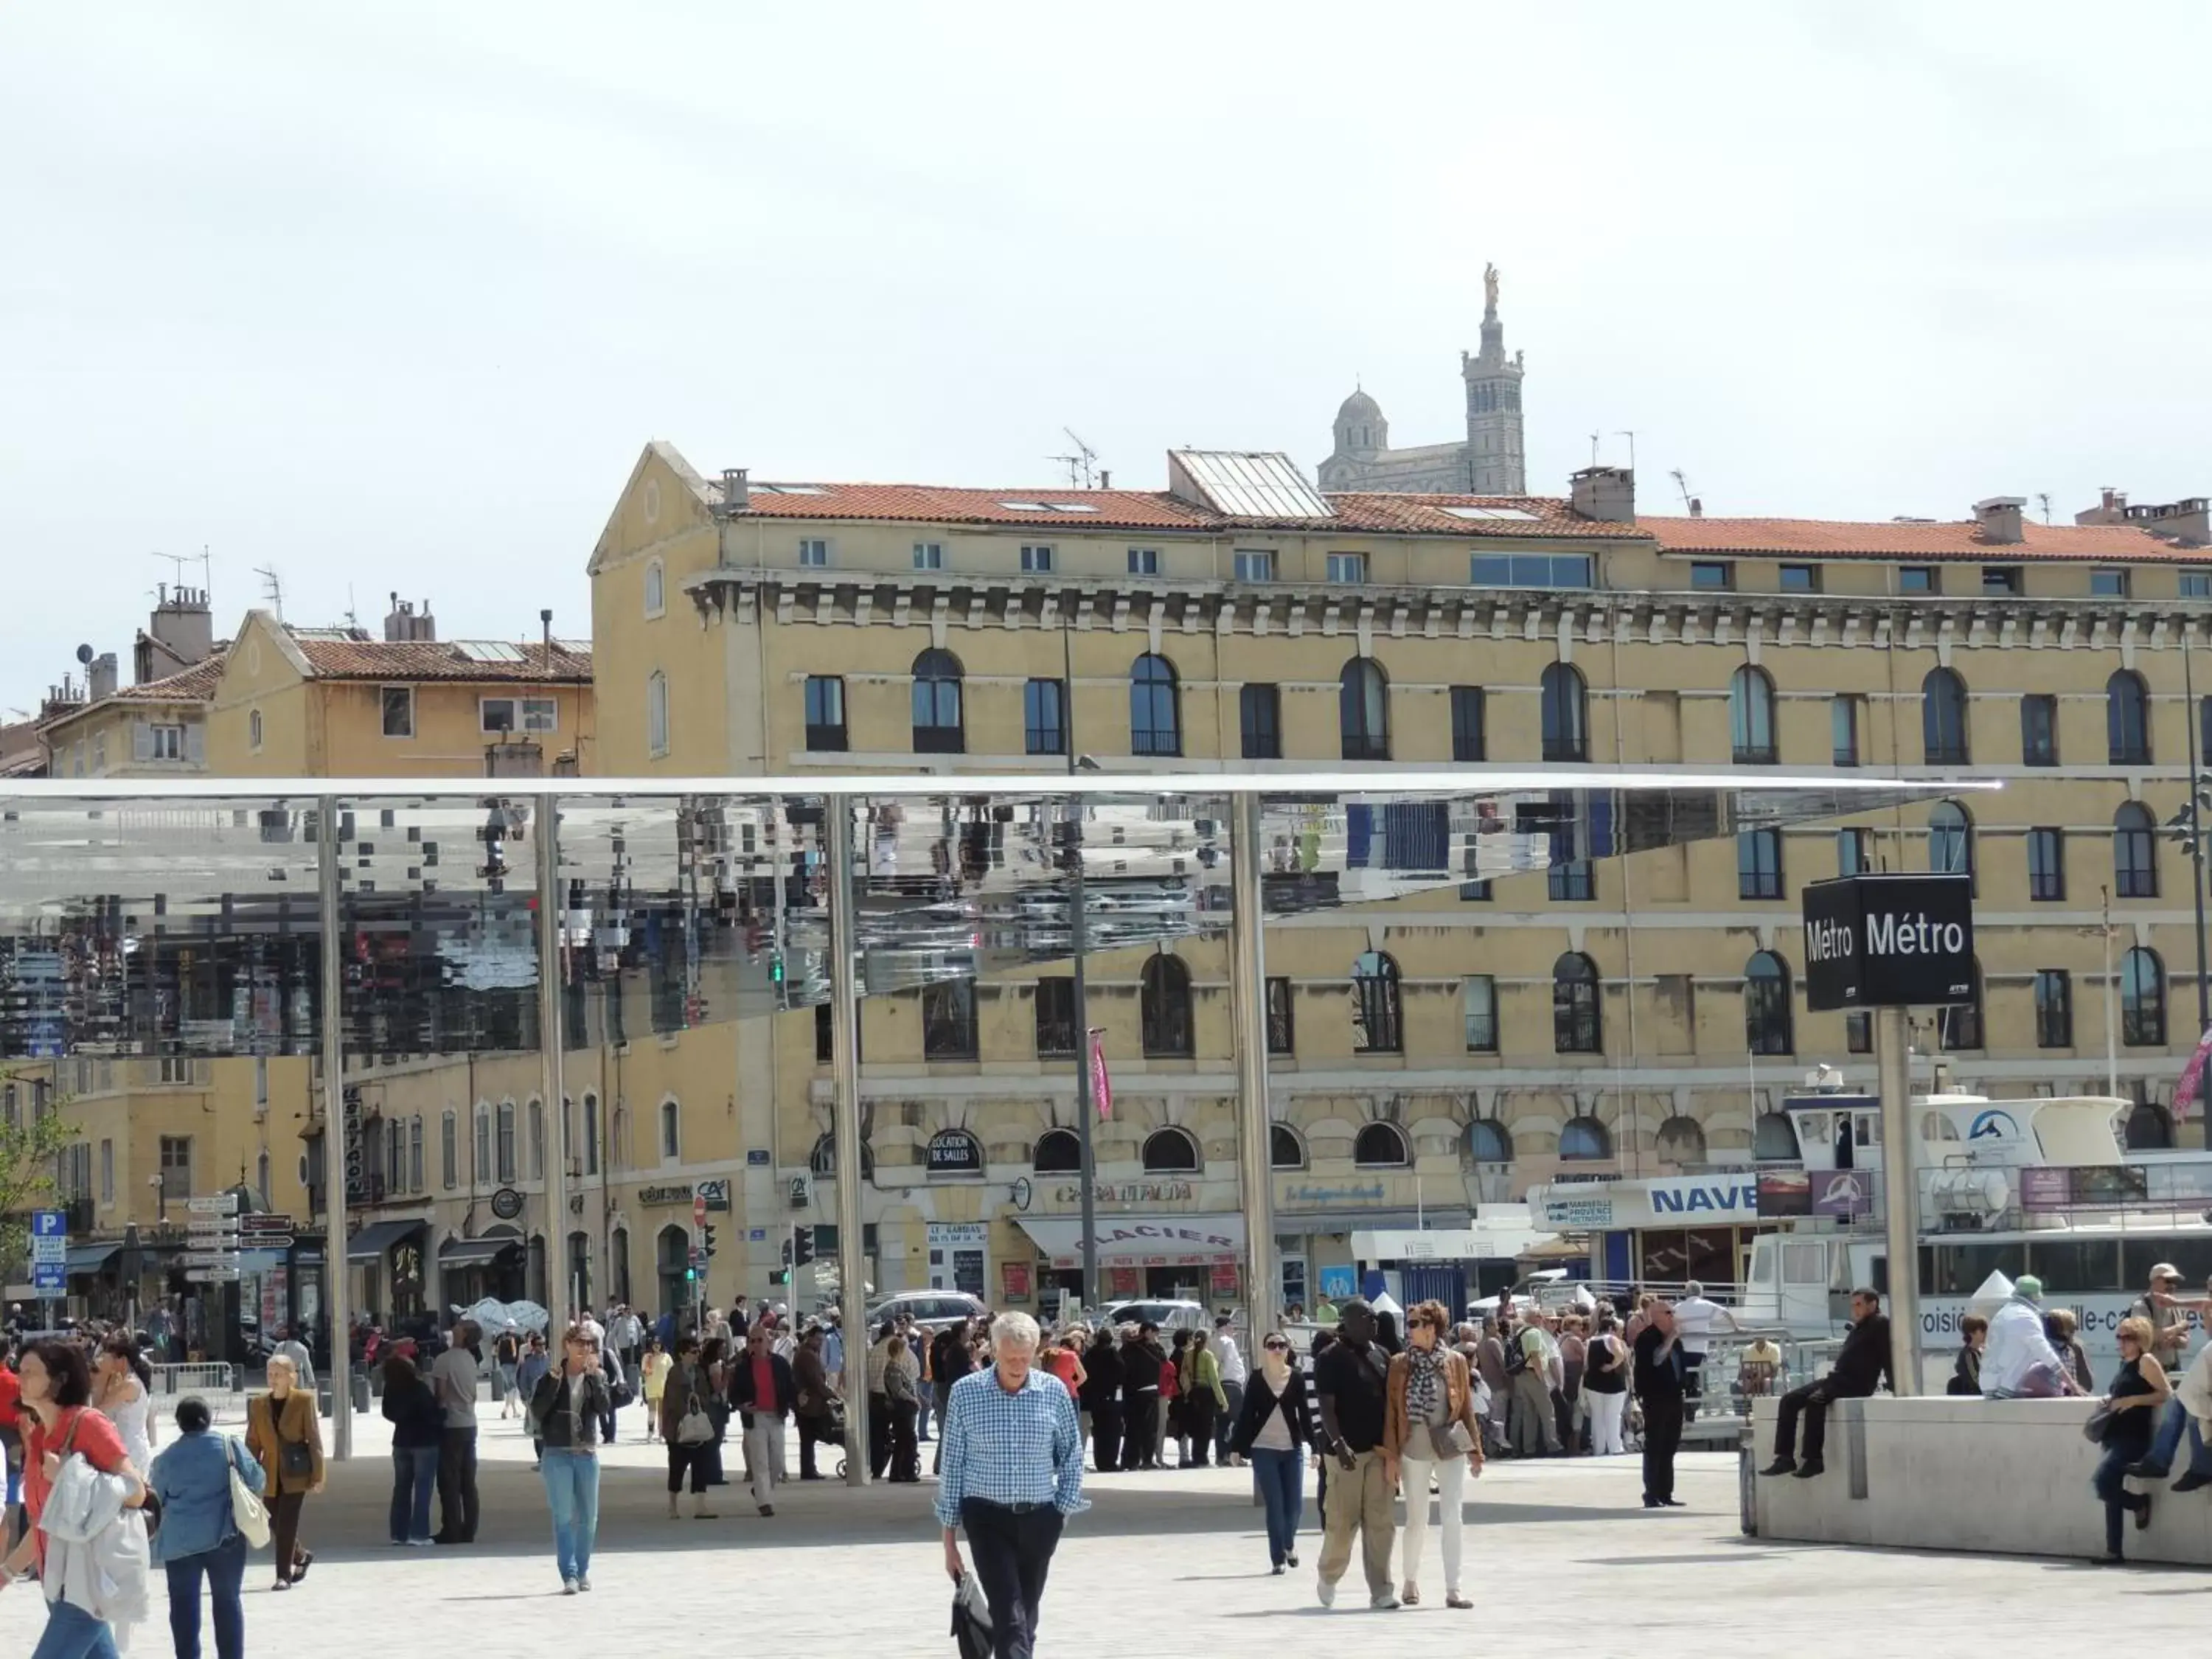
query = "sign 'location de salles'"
xmin=1802 ymin=872 xmax=1975 ymax=1012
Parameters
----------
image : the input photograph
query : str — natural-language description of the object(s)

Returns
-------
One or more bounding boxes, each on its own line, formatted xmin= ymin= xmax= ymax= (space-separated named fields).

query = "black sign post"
xmin=1800 ymin=872 xmax=1975 ymax=1396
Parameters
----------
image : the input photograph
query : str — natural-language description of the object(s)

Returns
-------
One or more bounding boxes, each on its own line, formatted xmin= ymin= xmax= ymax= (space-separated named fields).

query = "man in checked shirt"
xmin=937 ymin=1310 xmax=1086 ymax=1659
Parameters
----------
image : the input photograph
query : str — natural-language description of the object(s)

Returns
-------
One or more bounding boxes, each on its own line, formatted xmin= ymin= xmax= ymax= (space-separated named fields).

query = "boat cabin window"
xmin=1783 ymin=1241 xmax=1826 ymax=1284
xmin=1921 ymin=1110 xmax=1962 ymax=1144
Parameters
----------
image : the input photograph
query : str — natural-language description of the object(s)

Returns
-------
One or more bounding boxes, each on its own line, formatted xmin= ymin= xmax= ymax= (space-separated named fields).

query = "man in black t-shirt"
xmin=1633 ymin=1300 xmax=1686 ymax=1508
xmin=1313 ymin=1299 xmax=1399 ymax=1610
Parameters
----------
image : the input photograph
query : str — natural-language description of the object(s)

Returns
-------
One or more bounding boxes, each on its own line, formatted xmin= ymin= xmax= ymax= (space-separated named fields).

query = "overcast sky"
xmin=4 ymin=1 xmax=2208 ymax=716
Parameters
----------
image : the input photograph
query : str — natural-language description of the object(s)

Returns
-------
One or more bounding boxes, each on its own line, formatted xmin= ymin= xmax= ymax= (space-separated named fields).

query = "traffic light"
xmin=772 ymin=1231 xmax=793 ymax=1285
xmin=701 ymin=1224 xmax=718 ymax=1259
xmin=793 ymin=1222 xmax=815 ymax=1268
xmin=684 ymin=1262 xmax=698 ymax=1282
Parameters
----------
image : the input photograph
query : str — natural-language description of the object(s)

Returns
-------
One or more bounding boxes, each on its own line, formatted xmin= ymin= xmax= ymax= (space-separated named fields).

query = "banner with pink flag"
xmin=2174 ymin=1026 xmax=2212 ymax=1121
xmin=1089 ymin=1027 xmax=1112 ymax=1120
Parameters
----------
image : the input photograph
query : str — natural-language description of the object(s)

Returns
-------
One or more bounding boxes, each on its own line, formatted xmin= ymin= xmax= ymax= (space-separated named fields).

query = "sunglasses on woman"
xmin=1263 ymin=1339 xmax=1289 ymax=1352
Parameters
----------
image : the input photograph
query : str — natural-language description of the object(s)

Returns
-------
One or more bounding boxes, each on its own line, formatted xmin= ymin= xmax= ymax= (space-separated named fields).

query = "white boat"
xmin=1528 ymin=1085 xmax=2212 ymax=1382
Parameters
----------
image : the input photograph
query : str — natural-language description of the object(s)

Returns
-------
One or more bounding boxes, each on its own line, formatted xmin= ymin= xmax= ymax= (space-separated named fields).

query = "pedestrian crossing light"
xmin=793 ymin=1222 xmax=815 ymax=1267
xmin=769 ymin=952 xmax=785 ymax=984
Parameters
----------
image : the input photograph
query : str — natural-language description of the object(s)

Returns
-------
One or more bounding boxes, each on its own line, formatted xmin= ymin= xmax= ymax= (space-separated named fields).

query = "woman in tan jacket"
xmin=246 ymin=1352 xmax=325 ymax=1590
xmin=1383 ymin=1299 xmax=1485 ymax=1609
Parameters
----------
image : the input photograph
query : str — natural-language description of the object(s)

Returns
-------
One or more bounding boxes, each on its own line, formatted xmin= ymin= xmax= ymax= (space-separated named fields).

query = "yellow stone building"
xmin=565 ymin=443 xmax=2212 ymax=1310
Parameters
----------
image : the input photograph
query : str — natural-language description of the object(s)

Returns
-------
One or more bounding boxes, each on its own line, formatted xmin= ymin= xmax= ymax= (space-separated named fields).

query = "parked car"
xmin=1101 ymin=1299 xmax=1211 ymax=1338
xmin=866 ymin=1290 xmax=988 ymax=1335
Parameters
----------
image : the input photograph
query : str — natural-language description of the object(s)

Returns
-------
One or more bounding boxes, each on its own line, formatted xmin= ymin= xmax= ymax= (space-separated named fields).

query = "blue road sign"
xmin=32 ymin=1262 xmax=65 ymax=1293
xmin=31 ymin=1210 xmax=66 ymax=1239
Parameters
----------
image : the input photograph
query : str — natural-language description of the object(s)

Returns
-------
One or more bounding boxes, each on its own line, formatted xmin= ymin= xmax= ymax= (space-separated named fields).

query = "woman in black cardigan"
xmin=1227 ymin=1332 xmax=1318 ymax=1573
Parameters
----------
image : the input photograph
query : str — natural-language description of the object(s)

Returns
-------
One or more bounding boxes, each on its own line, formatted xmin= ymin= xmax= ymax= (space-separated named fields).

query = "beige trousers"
xmin=1315 ymin=1447 xmax=1395 ymax=1597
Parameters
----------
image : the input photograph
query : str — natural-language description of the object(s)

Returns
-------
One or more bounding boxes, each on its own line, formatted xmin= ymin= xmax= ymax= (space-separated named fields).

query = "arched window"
xmin=808 ymin=1133 xmax=875 ymax=1180
xmin=472 ymin=1103 xmax=491 ymax=1183
xmin=248 ymin=709 xmax=263 ymax=750
xmin=582 ymin=1092 xmax=601 ymax=1176
xmin=1553 ymin=952 xmax=1601 ymax=1053
xmin=1922 ymin=667 xmax=1969 ymax=765
xmin=2107 ymin=669 xmax=2152 ymax=765
xmin=659 ymin=1098 xmax=681 ymax=1161
xmin=495 ymin=1100 xmax=516 ymax=1183
xmin=1730 ymin=665 xmax=1778 ymax=765
xmin=2126 ymin=1099 xmax=2175 ymax=1151
xmin=643 ymin=558 xmax=666 ymax=619
xmin=1558 ymin=1115 xmax=1612 ymax=1161
xmin=923 ymin=979 xmax=980 ymax=1060
xmin=1470 ymin=1119 xmax=1514 ymax=1164
xmin=1655 ymin=1114 xmax=1708 ymax=1166
xmin=911 ymin=649 xmax=965 ymax=753
xmin=1350 ymin=951 xmax=1402 ymax=1054
xmin=1541 ymin=662 xmax=1588 ymax=762
xmin=1141 ymin=954 xmax=1194 ymax=1058
xmin=1938 ymin=958 xmax=1985 ymax=1050
xmin=1339 ymin=657 xmax=1390 ymax=761
xmin=528 ymin=1099 xmax=545 ymax=1182
xmin=1928 ymin=801 xmax=1975 ymax=890
xmin=1141 ymin=1127 xmax=1200 ymax=1173
xmin=1745 ymin=951 xmax=1795 ymax=1055
xmin=1270 ymin=1124 xmax=1307 ymax=1169
xmin=2123 ymin=947 xmax=2167 ymax=1046
xmin=1753 ymin=1113 xmax=1801 ymax=1161
xmin=1130 ymin=654 xmax=1182 ymax=757
xmin=441 ymin=1110 xmax=458 ymax=1190
xmin=2115 ymin=803 xmax=2159 ymax=898
xmin=1032 ymin=1128 xmax=1081 ymax=1173
xmin=1353 ymin=1122 xmax=1411 ymax=1167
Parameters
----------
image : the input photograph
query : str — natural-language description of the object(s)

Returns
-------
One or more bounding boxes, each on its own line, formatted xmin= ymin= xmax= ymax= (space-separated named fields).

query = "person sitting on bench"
xmin=1761 ymin=1288 xmax=1892 ymax=1481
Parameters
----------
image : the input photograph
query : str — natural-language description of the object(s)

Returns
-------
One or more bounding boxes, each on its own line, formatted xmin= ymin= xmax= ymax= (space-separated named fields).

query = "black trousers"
xmin=1123 ymin=1394 xmax=1159 ymax=1467
xmin=962 ymin=1498 xmax=1065 ymax=1659
xmin=1088 ymin=1401 xmax=1123 ymax=1472
xmin=798 ymin=1412 xmax=832 ymax=1478
xmin=436 ymin=1426 xmax=479 ymax=1541
xmin=1640 ymin=1391 xmax=1682 ymax=1503
xmin=868 ymin=1391 xmax=892 ymax=1478
xmin=888 ymin=1397 xmax=920 ymax=1482
xmin=1774 ymin=1380 xmax=1837 ymax=1463
xmin=667 ymin=1439 xmax=714 ymax=1494
xmin=1182 ymin=1395 xmax=1217 ymax=1465
xmin=1681 ymin=1350 xmax=1706 ymax=1422
xmin=269 ymin=1489 xmax=307 ymax=1582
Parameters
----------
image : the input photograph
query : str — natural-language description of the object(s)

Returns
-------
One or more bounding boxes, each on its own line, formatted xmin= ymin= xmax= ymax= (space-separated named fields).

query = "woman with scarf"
xmin=1383 ymin=1299 xmax=1485 ymax=1609
xmin=1227 ymin=1331 xmax=1315 ymax=1573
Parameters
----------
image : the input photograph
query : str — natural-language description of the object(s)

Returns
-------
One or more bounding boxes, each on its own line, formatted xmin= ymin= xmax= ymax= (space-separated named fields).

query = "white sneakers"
xmin=1317 ymin=1576 xmax=1335 ymax=1608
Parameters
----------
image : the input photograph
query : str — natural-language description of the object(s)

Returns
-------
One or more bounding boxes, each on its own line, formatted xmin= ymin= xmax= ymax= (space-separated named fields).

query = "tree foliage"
xmin=0 ymin=1071 xmax=79 ymax=1269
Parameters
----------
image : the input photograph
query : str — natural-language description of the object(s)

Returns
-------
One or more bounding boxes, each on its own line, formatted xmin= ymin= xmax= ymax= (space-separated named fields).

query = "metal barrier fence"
xmin=150 ymin=1362 xmax=238 ymax=1397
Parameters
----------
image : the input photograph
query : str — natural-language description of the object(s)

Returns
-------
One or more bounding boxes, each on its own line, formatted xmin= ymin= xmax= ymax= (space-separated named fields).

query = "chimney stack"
xmin=720 ymin=467 xmax=750 ymax=515
xmin=87 ymin=653 xmax=118 ymax=703
xmin=1972 ymin=496 xmax=2026 ymax=545
xmin=2125 ymin=497 xmax=2212 ymax=548
xmin=384 ymin=594 xmax=437 ymax=642
xmin=2074 ymin=488 xmax=2131 ymax=528
xmin=1570 ymin=465 xmax=1636 ymax=524
xmin=1688 ymin=497 xmax=1703 ymax=518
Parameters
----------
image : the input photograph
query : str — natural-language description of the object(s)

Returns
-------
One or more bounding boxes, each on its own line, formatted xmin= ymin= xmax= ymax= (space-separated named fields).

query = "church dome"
xmin=1336 ymin=388 xmax=1382 ymax=423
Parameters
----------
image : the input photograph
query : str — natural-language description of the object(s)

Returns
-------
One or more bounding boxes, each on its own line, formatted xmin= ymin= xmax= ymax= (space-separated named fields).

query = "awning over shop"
xmin=1017 ymin=1213 xmax=1245 ymax=1269
xmin=438 ymin=1233 xmax=521 ymax=1268
xmin=347 ymin=1219 xmax=426 ymax=1263
xmin=65 ymin=1243 xmax=119 ymax=1274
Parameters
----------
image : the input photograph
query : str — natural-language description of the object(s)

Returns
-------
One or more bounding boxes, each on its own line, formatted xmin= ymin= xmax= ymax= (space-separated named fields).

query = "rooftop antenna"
xmin=2036 ymin=491 xmax=2053 ymax=524
xmin=1670 ymin=468 xmax=1697 ymax=509
xmin=253 ymin=565 xmax=284 ymax=619
xmin=1589 ymin=432 xmax=1601 ymax=467
xmin=1615 ymin=431 xmax=1637 ymax=472
xmin=344 ymin=585 xmax=360 ymax=631
xmin=1048 ymin=428 xmax=1099 ymax=490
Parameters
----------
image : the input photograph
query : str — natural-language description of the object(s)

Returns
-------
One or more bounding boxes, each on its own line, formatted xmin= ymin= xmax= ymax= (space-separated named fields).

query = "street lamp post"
xmin=1060 ymin=621 xmax=1100 ymax=1315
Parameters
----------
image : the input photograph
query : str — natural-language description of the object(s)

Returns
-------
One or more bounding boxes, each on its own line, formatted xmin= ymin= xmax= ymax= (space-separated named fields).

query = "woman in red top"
xmin=0 ymin=1338 xmax=147 ymax=1659
xmin=1040 ymin=1329 xmax=1087 ymax=1399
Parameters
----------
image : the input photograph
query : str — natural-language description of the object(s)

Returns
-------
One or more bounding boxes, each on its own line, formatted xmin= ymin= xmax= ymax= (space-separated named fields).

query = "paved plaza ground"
xmin=4 ymin=1404 xmax=2207 ymax=1654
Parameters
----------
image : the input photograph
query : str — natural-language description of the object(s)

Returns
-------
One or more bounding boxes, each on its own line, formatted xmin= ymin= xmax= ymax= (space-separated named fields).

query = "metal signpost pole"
xmin=827 ymin=800 xmax=870 ymax=1486
xmin=317 ymin=796 xmax=353 ymax=1459
xmin=1875 ymin=1003 xmax=1921 ymax=1394
xmin=538 ymin=796 xmax=571 ymax=1328
xmin=1061 ymin=626 xmax=1099 ymax=1315
xmin=1229 ymin=790 xmax=1276 ymax=1349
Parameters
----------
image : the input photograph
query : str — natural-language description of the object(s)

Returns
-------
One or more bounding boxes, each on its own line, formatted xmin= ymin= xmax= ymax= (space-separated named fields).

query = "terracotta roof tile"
xmin=722 ymin=481 xmax=1644 ymax=540
xmin=108 ymin=658 xmax=226 ymax=703
xmin=288 ymin=636 xmax=592 ymax=682
xmin=1640 ymin=515 xmax=2199 ymax=562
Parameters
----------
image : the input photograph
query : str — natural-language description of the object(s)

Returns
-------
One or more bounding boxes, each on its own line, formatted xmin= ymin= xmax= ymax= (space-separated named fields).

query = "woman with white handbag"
xmin=655 ymin=1336 xmax=720 ymax=1520
xmin=0 ymin=1338 xmax=151 ymax=1659
xmin=148 ymin=1396 xmax=264 ymax=1659
xmin=527 ymin=1325 xmax=613 ymax=1595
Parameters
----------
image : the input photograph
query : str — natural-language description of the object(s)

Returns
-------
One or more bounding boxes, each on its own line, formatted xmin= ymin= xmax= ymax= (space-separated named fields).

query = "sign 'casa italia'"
xmin=1801 ymin=872 xmax=1975 ymax=1012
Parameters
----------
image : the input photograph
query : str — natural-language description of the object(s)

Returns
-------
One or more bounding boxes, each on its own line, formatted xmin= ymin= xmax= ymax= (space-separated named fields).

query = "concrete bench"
xmin=1750 ymin=1394 xmax=2212 ymax=1564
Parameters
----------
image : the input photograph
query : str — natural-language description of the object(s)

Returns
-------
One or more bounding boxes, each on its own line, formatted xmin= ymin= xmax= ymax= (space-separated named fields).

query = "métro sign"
xmin=1802 ymin=872 xmax=1975 ymax=1012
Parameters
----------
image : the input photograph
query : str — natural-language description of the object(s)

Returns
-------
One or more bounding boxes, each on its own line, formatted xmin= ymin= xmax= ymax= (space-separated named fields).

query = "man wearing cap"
xmin=2132 ymin=1262 xmax=2194 ymax=1372
xmin=1982 ymin=1275 xmax=2073 ymax=1398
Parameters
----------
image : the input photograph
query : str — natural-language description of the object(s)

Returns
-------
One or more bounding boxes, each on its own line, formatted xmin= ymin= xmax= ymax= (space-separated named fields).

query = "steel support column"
xmin=1229 ymin=791 xmax=1276 ymax=1346
xmin=1876 ymin=1004 xmax=1921 ymax=1393
xmin=538 ymin=796 xmax=571 ymax=1326
xmin=828 ymin=800 xmax=870 ymax=1485
xmin=316 ymin=796 xmax=352 ymax=1458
